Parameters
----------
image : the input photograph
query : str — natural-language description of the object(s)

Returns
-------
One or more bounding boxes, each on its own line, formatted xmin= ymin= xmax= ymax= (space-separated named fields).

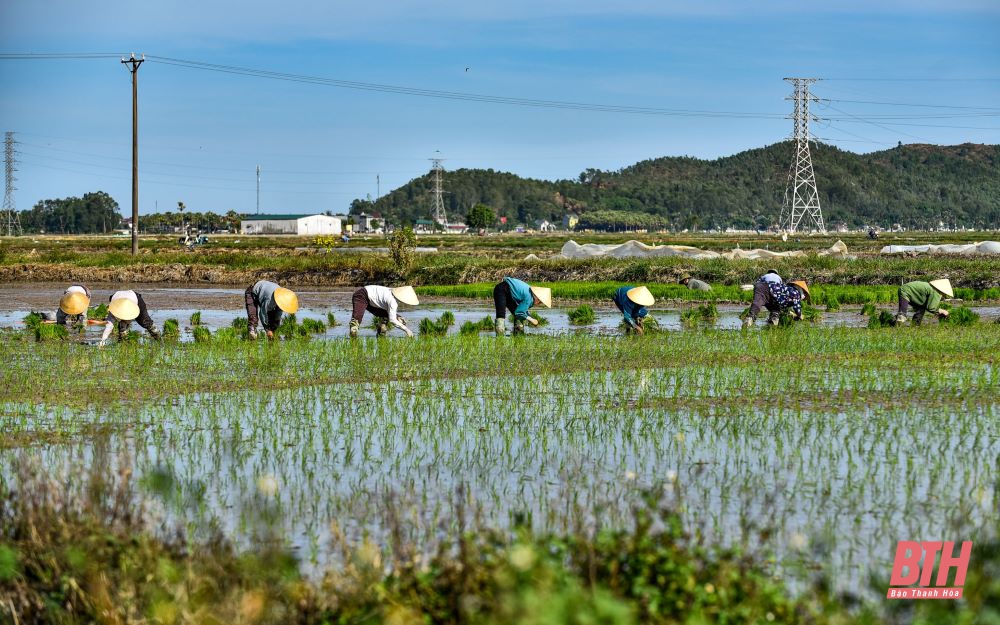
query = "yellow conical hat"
xmin=626 ymin=286 xmax=655 ymax=307
xmin=60 ymin=292 xmax=90 ymax=315
xmin=789 ymin=280 xmax=810 ymax=300
xmin=529 ymin=286 xmax=552 ymax=308
xmin=108 ymin=298 xmax=140 ymax=321
xmin=273 ymin=287 xmax=299 ymax=314
xmin=391 ymin=286 xmax=419 ymax=306
xmin=929 ymin=279 xmax=953 ymax=298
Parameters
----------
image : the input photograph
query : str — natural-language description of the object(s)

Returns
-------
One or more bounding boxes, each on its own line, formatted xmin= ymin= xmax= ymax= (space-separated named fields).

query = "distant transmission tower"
xmin=780 ymin=78 xmax=825 ymax=233
xmin=429 ymin=157 xmax=448 ymax=225
xmin=3 ymin=131 xmax=23 ymax=237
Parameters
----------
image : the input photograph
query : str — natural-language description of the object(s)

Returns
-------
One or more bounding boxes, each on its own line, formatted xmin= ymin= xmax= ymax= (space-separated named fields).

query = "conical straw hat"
xmin=391 ymin=285 xmax=420 ymax=306
xmin=108 ymin=298 xmax=140 ymax=321
xmin=626 ymin=286 xmax=655 ymax=307
xmin=273 ymin=287 xmax=299 ymax=314
xmin=529 ymin=285 xmax=552 ymax=308
xmin=789 ymin=280 xmax=810 ymax=300
xmin=929 ymin=279 xmax=953 ymax=298
xmin=60 ymin=291 xmax=90 ymax=315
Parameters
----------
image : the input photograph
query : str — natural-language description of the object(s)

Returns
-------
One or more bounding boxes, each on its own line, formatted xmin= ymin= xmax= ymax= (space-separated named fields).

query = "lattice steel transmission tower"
xmin=3 ymin=131 xmax=23 ymax=237
xmin=780 ymin=78 xmax=825 ymax=233
xmin=429 ymin=157 xmax=448 ymax=225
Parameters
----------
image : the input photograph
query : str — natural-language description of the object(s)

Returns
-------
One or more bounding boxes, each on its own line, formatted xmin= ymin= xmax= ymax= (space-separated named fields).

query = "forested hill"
xmin=355 ymin=142 xmax=1000 ymax=229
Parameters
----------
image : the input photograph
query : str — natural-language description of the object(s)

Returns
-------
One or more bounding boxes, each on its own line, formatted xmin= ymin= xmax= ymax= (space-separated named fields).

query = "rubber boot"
xmin=494 ymin=317 xmax=505 ymax=336
xmin=376 ymin=321 xmax=388 ymax=337
xmin=767 ymin=312 xmax=780 ymax=326
xmin=349 ymin=319 xmax=360 ymax=338
xmin=894 ymin=314 xmax=908 ymax=326
xmin=742 ymin=316 xmax=755 ymax=329
xmin=512 ymin=320 xmax=525 ymax=336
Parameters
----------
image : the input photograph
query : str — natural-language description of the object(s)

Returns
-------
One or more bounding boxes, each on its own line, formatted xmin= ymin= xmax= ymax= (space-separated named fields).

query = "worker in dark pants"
xmin=348 ymin=285 xmax=418 ymax=338
xmin=245 ymin=280 xmax=299 ymax=340
xmin=613 ymin=286 xmax=655 ymax=335
xmin=896 ymin=279 xmax=952 ymax=325
xmin=99 ymin=290 xmax=160 ymax=345
xmin=492 ymin=277 xmax=552 ymax=336
xmin=743 ymin=280 xmax=810 ymax=328
xmin=57 ymin=285 xmax=91 ymax=326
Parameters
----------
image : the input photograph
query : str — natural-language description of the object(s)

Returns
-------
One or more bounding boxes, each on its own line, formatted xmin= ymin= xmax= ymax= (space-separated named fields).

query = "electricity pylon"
xmin=780 ymin=78 xmax=825 ymax=233
xmin=429 ymin=157 xmax=448 ymax=225
xmin=3 ymin=131 xmax=22 ymax=236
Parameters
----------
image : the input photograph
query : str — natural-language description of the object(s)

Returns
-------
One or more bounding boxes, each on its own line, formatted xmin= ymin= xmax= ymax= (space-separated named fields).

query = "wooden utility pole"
xmin=121 ymin=53 xmax=144 ymax=255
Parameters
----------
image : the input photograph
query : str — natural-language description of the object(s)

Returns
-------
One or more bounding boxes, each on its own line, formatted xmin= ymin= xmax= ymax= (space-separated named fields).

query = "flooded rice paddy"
xmin=5 ymin=361 xmax=998 ymax=591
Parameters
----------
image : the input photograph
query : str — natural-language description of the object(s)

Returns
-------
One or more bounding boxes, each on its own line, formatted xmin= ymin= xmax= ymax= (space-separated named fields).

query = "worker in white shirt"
xmin=349 ymin=285 xmax=418 ymax=338
xmin=99 ymin=290 xmax=160 ymax=345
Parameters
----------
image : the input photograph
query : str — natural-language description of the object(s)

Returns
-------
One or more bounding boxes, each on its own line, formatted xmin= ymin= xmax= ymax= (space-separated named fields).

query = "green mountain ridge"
xmin=354 ymin=142 xmax=1000 ymax=229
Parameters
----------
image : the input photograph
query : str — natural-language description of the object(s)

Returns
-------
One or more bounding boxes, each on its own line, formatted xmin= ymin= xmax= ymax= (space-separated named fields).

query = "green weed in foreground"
xmin=0 ymin=457 xmax=950 ymax=625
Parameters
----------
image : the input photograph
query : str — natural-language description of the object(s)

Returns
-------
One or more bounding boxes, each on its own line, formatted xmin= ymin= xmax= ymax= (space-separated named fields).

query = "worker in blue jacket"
xmin=613 ymin=286 xmax=655 ymax=335
xmin=493 ymin=277 xmax=552 ymax=335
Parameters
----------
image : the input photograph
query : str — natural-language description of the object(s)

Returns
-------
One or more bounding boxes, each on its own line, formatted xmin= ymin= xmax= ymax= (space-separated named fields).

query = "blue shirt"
xmin=613 ymin=286 xmax=648 ymax=327
xmin=503 ymin=277 xmax=534 ymax=320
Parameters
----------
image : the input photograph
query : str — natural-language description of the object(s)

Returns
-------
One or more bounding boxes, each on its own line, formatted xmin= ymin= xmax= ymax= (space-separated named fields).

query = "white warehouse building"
xmin=240 ymin=213 xmax=342 ymax=235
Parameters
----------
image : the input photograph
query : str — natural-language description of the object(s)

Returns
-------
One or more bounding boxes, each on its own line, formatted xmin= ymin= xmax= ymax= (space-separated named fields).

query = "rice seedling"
xmin=300 ymin=318 xmax=327 ymax=334
xmin=940 ymin=305 xmax=980 ymax=326
xmin=192 ymin=326 xmax=212 ymax=343
xmin=825 ymin=294 xmax=842 ymax=312
xmin=326 ymin=312 xmax=339 ymax=327
xmin=510 ymin=311 xmax=549 ymax=326
xmin=460 ymin=316 xmax=496 ymax=335
xmin=89 ymin=303 xmax=108 ymax=319
xmin=35 ymin=323 xmax=68 ymax=342
xmin=162 ymin=318 xmax=180 ymax=341
xmin=859 ymin=302 xmax=878 ymax=317
xmin=190 ymin=310 xmax=203 ymax=326
xmin=680 ymin=303 xmax=718 ymax=326
xmin=567 ymin=304 xmax=597 ymax=325
xmin=419 ymin=312 xmax=455 ymax=336
xmin=867 ymin=310 xmax=897 ymax=329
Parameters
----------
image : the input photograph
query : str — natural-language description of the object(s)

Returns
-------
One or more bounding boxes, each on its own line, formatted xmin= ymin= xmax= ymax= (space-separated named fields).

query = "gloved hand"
xmin=149 ymin=329 xmax=162 ymax=341
xmin=527 ymin=316 xmax=540 ymax=326
xmin=405 ymin=328 xmax=414 ymax=338
xmin=265 ymin=329 xmax=275 ymax=340
xmin=937 ymin=309 xmax=950 ymax=318
xmin=98 ymin=338 xmax=108 ymax=347
xmin=634 ymin=324 xmax=644 ymax=336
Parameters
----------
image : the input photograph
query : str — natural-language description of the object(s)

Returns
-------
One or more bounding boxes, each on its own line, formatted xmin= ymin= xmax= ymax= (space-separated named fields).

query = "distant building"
xmin=446 ymin=223 xmax=468 ymax=234
xmin=535 ymin=219 xmax=557 ymax=232
xmin=240 ymin=213 xmax=342 ymax=235
xmin=414 ymin=219 xmax=436 ymax=233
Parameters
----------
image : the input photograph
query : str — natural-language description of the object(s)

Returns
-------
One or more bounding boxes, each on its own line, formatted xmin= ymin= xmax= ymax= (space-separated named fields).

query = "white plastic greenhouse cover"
xmin=546 ymin=239 xmax=851 ymax=261
xmin=880 ymin=241 xmax=1000 ymax=255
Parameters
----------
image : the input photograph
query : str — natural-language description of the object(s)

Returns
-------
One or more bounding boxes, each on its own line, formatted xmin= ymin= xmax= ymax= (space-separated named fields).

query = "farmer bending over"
xmin=895 ymin=279 xmax=952 ymax=325
xmin=99 ymin=290 xmax=160 ymax=345
xmin=245 ymin=280 xmax=299 ymax=340
xmin=743 ymin=280 xmax=810 ymax=328
xmin=614 ymin=285 xmax=655 ymax=335
xmin=349 ymin=285 xmax=418 ymax=338
xmin=57 ymin=284 xmax=91 ymax=326
xmin=493 ymin=277 xmax=551 ymax=336
xmin=679 ymin=276 xmax=712 ymax=292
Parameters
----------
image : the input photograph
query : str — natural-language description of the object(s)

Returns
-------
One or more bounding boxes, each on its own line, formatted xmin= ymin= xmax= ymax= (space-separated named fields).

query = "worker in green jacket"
xmin=896 ymin=279 xmax=952 ymax=325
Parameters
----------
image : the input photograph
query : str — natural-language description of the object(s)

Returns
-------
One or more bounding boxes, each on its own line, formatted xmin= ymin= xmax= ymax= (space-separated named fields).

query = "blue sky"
xmin=1 ymin=1 xmax=998 ymax=217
